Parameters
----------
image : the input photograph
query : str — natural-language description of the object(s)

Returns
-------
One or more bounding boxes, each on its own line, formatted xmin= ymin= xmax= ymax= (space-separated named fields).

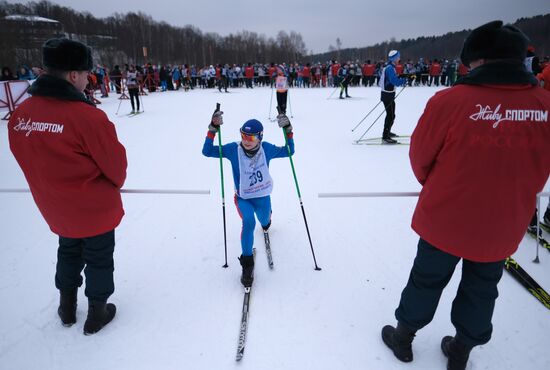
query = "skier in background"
xmin=275 ymin=65 xmax=289 ymax=114
xmin=126 ymin=65 xmax=141 ymax=114
xmin=381 ymin=21 xmax=550 ymax=370
xmin=202 ymin=110 xmax=294 ymax=287
xmin=379 ymin=50 xmax=408 ymax=144
xmin=338 ymin=63 xmax=352 ymax=99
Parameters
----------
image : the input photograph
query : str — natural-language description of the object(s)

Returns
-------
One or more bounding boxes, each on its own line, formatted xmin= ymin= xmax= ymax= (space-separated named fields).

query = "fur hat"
xmin=388 ymin=50 xmax=400 ymax=62
xmin=43 ymin=38 xmax=93 ymax=71
xmin=460 ymin=20 xmax=529 ymax=67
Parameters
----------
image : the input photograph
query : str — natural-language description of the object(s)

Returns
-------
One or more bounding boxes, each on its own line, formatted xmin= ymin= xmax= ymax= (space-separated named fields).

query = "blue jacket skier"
xmin=202 ymin=110 xmax=294 ymax=287
xmin=380 ymin=50 xmax=408 ymax=144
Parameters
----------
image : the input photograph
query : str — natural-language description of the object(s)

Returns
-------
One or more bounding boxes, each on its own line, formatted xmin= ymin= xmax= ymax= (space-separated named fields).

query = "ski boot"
xmin=239 ymin=254 xmax=255 ymax=288
xmin=381 ymin=322 xmax=416 ymax=362
xmin=441 ymin=336 xmax=472 ymax=370
xmin=83 ymin=300 xmax=116 ymax=335
xmin=382 ymin=136 xmax=398 ymax=144
xmin=58 ymin=288 xmax=78 ymax=327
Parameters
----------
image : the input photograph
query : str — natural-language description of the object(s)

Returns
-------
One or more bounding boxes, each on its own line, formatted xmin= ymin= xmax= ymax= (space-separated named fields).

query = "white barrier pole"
xmin=318 ymin=192 xmax=420 ymax=198
xmin=0 ymin=188 xmax=210 ymax=195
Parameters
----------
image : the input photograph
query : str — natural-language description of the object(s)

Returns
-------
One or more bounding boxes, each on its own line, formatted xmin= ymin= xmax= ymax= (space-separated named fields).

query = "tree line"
xmin=311 ymin=14 xmax=550 ymax=63
xmin=1 ymin=0 xmax=548 ymax=71
xmin=0 ymin=0 xmax=307 ymax=69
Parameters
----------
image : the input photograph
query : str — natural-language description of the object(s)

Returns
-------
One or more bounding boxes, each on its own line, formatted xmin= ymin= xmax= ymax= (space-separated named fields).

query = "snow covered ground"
xmin=1 ymin=84 xmax=549 ymax=370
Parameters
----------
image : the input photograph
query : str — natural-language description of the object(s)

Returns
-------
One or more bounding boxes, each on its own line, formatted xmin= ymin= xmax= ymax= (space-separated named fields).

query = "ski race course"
xmin=1 ymin=85 xmax=549 ymax=370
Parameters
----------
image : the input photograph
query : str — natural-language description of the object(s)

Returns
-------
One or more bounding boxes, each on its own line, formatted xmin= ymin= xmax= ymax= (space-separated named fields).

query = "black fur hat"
xmin=460 ymin=20 xmax=529 ymax=67
xmin=43 ymin=38 xmax=93 ymax=71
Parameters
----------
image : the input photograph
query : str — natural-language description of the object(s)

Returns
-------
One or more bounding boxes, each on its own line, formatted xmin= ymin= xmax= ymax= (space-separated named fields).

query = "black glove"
xmin=277 ymin=113 xmax=292 ymax=133
xmin=208 ymin=110 xmax=223 ymax=132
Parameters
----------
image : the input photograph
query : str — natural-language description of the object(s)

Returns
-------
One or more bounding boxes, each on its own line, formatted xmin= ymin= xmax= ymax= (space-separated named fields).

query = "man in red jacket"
xmin=8 ymin=38 xmax=127 ymax=335
xmin=381 ymin=21 xmax=550 ymax=370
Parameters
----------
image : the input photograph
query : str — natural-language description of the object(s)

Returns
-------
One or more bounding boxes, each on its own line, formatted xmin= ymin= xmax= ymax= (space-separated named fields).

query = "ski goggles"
xmin=240 ymin=131 xmax=263 ymax=143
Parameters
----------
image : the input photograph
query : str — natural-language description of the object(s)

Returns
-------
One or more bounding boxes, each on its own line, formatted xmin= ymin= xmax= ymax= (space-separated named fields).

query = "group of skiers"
xmin=5 ymin=19 xmax=550 ymax=370
xmin=53 ymin=51 xmax=549 ymax=105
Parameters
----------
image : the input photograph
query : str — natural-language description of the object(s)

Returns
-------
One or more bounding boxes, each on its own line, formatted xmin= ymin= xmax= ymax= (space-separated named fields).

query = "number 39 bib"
xmin=237 ymin=144 xmax=273 ymax=199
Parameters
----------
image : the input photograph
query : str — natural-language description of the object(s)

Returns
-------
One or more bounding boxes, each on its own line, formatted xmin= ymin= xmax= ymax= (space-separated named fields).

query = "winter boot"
xmin=58 ymin=288 xmax=78 ymax=327
xmin=382 ymin=128 xmax=398 ymax=144
xmin=83 ymin=300 xmax=116 ymax=335
xmin=389 ymin=132 xmax=399 ymax=138
xmin=239 ymin=254 xmax=255 ymax=288
xmin=381 ymin=322 xmax=416 ymax=362
xmin=382 ymin=136 xmax=398 ymax=144
xmin=441 ymin=336 xmax=472 ymax=370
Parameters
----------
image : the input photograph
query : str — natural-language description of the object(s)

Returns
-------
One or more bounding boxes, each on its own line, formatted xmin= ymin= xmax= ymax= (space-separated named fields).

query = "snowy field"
xmin=1 ymin=84 xmax=549 ymax=370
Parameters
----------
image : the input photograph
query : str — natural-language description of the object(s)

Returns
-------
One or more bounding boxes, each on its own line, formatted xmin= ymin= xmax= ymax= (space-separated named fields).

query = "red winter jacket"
xmin=395 ymin=63 xmax=404 ymax=75
xmin=245 ymin=66 xmax=254 ymax=79
xmin=537 ymin=64 xmax=550 ymax=92
xmin=331 ymin=64 xmax=340 ymax=77
xmin=363 ymin=64 xmax=375 ymax=76
xmin=458 ymin=63 xmax=469 ymax=76
xmin=9 ymin=96 xmax=127 ymax=238
xmin=429 ymin=63 xmax=441 ymax=76
xmin=410 ymin=83 xmax=550 ymax=262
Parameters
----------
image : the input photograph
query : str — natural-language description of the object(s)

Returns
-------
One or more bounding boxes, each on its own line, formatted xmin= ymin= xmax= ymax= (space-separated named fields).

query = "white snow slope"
xmin=1 ymin=85 xmax=549 ymax=370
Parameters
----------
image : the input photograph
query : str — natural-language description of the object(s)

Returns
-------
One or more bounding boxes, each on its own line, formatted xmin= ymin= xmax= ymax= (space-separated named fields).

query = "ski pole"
xmin=214 ymin=103 xmax=229 ymax=268
xmin=268 ymin=87 xmax=274 ymax=120
xmin=139 ymin=94 xmax=145 ymax=113
xmin=534 ymin=196 xmax=541 ymax=263
xmin=278 ymin=107 xmax=321 ymax=271
xmin=115 ymin=96 xmax=123 ymax=115
xmin=351 ymin=100 xmax=383 ymax=132
xmin=355 ymin=85 xmax=407 ymax=142
xmin=326 ymin=86 xmax=339 ymax=100
xmin=355 ymin=107 xmax=387 ymax=142
xmin=288 ymin=90 xmax=294 ymax=118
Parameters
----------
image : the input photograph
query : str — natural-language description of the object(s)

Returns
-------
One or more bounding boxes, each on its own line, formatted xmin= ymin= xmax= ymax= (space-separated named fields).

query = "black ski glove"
xmin=277 ymin=113 xmax=292 ymax=133
xmin=209 ymin=110 xmax=223 ymax=132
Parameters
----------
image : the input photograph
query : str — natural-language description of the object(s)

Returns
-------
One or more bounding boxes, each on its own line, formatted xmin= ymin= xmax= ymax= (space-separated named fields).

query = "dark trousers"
xmin=382 ymin=98 xmax=396 ymax=137
xmin=276 ymin=91 xmax=287 ymax=113
xmin=55 ymin=230 xmax=116 ymax=302
xmin=218 ymin=76 xmax=228 ymax=91
xmin=339 ymin=82 xmax=349 ymax=97
xmin=395 ymin=238 xmax=505 ymax=348
xmin=129 ymin=88 xmax=140 ymax=111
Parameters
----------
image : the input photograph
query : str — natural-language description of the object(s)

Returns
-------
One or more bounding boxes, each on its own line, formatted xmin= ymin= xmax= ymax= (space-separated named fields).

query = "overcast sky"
xmin=6 ymin=0 xmax=550 ymax=53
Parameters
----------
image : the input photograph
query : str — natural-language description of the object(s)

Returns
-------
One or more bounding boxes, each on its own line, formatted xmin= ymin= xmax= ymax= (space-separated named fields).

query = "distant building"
xmin=0 ymin=14 xmax=64 ymax=68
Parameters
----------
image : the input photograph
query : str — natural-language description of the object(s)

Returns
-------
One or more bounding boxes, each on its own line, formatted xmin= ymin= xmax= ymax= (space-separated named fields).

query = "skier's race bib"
xmin=275 ymin=76 xmax=288 ymax=92
xmin=237 ymin=145 xmax=273 ymax=199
